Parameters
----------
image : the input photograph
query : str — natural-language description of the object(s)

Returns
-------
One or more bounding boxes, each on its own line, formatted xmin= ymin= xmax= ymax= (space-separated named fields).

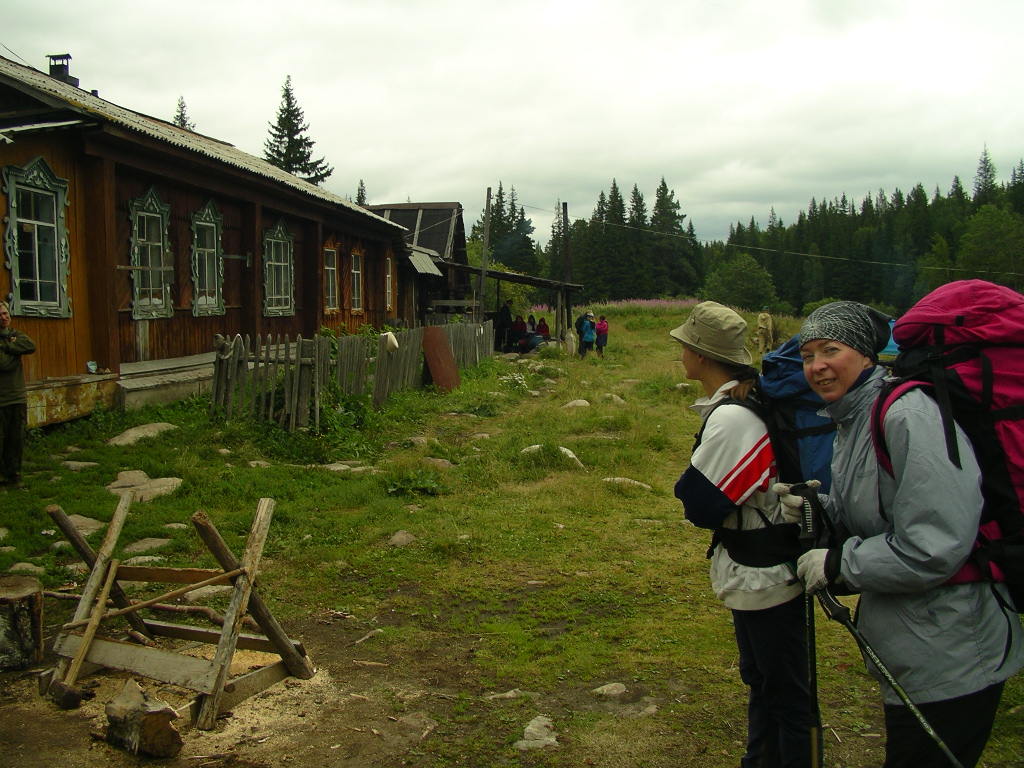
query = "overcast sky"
xmin=5 ymin=0 xmax=1024 ymax=245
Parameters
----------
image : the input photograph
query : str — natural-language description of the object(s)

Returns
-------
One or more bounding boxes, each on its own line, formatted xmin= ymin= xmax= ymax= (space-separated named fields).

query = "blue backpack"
xmin=759 ymin=335 xmax=835 ymax=493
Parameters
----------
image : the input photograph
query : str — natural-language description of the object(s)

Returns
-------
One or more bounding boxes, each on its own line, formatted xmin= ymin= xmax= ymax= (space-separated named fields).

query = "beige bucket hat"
xmin=670 ymin=301 xmax=752 ymax=366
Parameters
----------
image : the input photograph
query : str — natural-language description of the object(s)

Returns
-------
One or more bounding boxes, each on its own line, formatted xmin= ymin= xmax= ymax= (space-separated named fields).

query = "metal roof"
xmin=408 ymin=246 xmax=444 ymax=276
xmin=368 ymin=202 xmax=465 ymax=261
xmin=0 ymin=56 xmax=402 ymax=233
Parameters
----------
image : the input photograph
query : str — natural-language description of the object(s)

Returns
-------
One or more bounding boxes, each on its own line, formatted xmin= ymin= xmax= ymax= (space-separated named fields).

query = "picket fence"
xmin=209 ymin=321 xmax=493 ymax=431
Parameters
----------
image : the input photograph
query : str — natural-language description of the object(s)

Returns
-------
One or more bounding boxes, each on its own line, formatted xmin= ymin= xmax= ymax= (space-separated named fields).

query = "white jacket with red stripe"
xmin=679 ymin=381 xmax=804 ymax=611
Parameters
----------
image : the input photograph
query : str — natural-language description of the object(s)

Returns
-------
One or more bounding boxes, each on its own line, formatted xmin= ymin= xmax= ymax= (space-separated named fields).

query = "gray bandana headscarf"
xmin=799 ymin=301 xmax=892 ymax=358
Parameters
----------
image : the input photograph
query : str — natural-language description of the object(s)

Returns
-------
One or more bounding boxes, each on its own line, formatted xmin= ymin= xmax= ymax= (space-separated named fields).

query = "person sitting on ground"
xmin=536 ymin=317 xmax=550 ymax=338
xmin=510 ymin=315 xmax=528 ymax=348
xmin=526 ymin=314 xmax=537 ymax=334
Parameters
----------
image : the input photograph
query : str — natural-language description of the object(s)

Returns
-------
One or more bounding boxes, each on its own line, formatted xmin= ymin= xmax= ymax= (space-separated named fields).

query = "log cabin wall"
xmin=0 ymin=133 xmax=101 ymax=381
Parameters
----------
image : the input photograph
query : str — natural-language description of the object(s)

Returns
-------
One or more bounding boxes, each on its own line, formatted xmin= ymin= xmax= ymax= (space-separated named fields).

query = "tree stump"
xmin=105 ymin=679 xmax=183 ymax=758
xmin=0 ymin=575 xmax=43 ymax=669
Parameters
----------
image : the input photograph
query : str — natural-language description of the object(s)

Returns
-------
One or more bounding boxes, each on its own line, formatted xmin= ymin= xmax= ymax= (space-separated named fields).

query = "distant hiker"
xmin=757 ymin=306 xmax=774 ymax=354
xmin=671 ymin=301 xmax=812 ymax=768
xmin=536 ymin=317 xmax=550 ymax=338
xmin=0 ymin=302 xmax=35 ymax=486
xmin=791 ymin=301 xmax=1024 ymax=768
xmin=595 ymin=315 xmax=609 ymax=357
xmin=579 ymin=311 xmax=596 ymax=357
xmin=496 ymin=299 xmax=513 ymax=351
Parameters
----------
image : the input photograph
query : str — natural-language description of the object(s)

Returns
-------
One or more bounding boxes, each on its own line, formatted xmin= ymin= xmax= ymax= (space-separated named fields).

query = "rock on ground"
xmin=107 ymin=423 xmax=178 ymax=446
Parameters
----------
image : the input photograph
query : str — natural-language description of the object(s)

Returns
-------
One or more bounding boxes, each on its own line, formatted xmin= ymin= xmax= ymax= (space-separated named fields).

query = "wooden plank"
xmin=278 ymin=335 xmax=291 ymax=428
xmin=217 ymin=658 xmax=291 ymax=714
xmin=115 ymin=566 xmax=226 ymax=585
xmin=51 ymin=491 xmax=133 ymax=680
xmin=142 ymin=620 xmax=305 ymax=656
xmin=297 ymin=338 xmax=313 ymax=429
xmin=239 ymin=334 xmax=251 ymax=417
xmin=289 ymin=336 xmax=304 ymax=431
xmin=189 ymin=511 xmax=313 ymax=680
xmin=55 ymin=634 xmax=220 ymax=694
xmin=196 ymin=498 xmax=274 ymax=730
xmin=249 ymin=335 xmax=262 ymax=418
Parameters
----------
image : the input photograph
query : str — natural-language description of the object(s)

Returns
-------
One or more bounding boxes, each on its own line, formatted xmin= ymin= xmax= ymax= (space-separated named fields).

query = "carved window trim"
xmin=190 ymin=199 xmax=225 ymax=317
xmin=2 ymin=156 xmax=71 ymax=318
xmin=385 ymin=255 xmax=394 ymax=312
xmin=350 ymin=245 xmax=364 ymax=313
xmin=128 ymin=186 xmax=174 ymax=319
xmin=262 ymin=219 xmax=295 ymax=317
xmin=324 ymin=236 xmax=339 ymax=313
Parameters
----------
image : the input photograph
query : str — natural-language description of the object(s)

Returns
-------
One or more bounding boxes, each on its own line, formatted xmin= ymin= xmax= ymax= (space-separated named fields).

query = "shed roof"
xmin=0 ymin=56 xmax=402 ymax=233
xmin=367 ymin=202 xmax=466 ymax=263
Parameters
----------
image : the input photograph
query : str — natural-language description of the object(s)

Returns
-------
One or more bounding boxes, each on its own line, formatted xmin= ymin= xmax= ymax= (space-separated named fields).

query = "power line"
xmin=0 ymin=42 xmax=32 ymax=67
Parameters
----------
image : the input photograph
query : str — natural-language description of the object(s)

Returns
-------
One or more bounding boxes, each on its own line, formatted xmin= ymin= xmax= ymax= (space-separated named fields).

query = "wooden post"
xmin=195 ymin=499 xmax=274 ymax=730
xmin=0 ymin=575 xmax=43 ymax=669
xmin=49 ymin=491 xmax=133 ymax=687
xmin=46 ymin=505 xmax=152 ymax=639
xmin=189 ymin=511 xmax=313 ymax=681
xmin=477 ymin=187 xmax=491 ymax=324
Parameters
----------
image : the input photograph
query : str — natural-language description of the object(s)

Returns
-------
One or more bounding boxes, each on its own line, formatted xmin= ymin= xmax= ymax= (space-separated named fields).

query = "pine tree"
xmin=356 ymin=179 xmax=367 ymax=206
xmin=263 ymin=76 xmax=333 ymax=185
xmin=173 ymin=96 xmax=196 ymax=131
xmin=973 ymin=145 xmax=999 ymax=209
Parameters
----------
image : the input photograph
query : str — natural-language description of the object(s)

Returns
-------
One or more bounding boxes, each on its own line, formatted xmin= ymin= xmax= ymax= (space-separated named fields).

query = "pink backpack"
xmin=871 ymin=280 xmax=1024 ymax=610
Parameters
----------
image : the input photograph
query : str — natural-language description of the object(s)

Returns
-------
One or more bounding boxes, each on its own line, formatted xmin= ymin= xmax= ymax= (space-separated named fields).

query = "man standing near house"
xmin=756 ymin=306 xmax=774 ymax=354
xmin=0 ymin=302 xmax=35 ymax=486
xmin=496 ymin=299 xmax=514 ymax=351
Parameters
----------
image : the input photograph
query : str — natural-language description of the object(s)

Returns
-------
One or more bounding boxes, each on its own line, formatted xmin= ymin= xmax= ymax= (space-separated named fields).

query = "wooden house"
xmin=366 ymin=202 xmax=471 ymax=324
xmin=0 ymin=54 xmax=408 ymax=425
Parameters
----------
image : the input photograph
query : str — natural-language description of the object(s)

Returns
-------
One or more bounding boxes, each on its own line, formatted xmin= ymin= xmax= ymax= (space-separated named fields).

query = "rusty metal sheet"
xmin=422 ymin=326 xmax=460 ymax=394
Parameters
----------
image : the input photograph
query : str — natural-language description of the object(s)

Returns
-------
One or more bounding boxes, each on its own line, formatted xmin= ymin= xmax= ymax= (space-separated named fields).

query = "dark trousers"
xmin=883 ymin=681 xmax=1004 ymax=768
xmin=0 ymin=403 xmax=26 ymax=483
xmin=733 ymin=595 xmax=812 ymax=768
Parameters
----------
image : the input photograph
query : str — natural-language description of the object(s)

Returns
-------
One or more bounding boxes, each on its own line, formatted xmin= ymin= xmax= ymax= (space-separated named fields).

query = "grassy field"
xmin=1 ymin=302 xmax=1021 ymax=767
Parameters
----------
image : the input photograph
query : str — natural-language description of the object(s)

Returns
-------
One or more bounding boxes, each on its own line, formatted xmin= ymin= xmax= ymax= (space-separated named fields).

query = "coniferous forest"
xmin=470 ymin=147 xmax=1024 ymax=315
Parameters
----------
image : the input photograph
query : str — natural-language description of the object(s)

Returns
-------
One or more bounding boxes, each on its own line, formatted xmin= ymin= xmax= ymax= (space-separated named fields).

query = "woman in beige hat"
xmin=672 ymin=301 xmax=812 ymax=768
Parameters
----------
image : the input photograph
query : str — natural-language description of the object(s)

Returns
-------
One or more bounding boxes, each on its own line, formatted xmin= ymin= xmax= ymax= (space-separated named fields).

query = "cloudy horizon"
xmin=6 ymin=0 xmax=1023 ymax=247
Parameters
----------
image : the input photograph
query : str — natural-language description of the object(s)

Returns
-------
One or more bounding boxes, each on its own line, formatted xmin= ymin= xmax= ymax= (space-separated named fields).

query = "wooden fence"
xmin=209 ymin=321 xmax=492 ymax=430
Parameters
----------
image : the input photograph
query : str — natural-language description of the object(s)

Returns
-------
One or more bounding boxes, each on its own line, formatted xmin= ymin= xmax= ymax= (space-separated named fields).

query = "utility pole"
xmin=477 ymin=187 xmax=491 ymax=324
xmin=562 ymin=201 xmax=571 ymax=345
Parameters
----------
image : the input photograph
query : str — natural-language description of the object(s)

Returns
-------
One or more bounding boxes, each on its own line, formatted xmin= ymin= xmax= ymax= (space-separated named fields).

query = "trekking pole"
xmin=790 ymin=485 xmax=965 ymax=768
xmin=793 ymin=483 xmax=824 ymax=768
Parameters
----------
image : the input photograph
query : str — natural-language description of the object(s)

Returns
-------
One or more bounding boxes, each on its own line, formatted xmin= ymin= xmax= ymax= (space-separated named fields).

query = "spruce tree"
xmin=973 ymin=145 xmax=999 ymax=209
xmin=356 ymin=179 xmax=367 ymax=206
xmin=173 ymin=96 xmax=196 ymax=131
xmin=263 ymin=75 xmax=334 ymax=185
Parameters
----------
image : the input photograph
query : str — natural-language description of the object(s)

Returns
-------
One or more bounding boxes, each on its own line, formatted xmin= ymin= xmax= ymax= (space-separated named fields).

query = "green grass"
xmin=1 ymin=304 xmax=1020 ymax=767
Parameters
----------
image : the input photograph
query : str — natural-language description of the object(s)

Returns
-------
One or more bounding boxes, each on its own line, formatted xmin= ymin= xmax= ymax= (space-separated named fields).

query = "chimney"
xmin=46 ymin=54 xmax=79 ymax=88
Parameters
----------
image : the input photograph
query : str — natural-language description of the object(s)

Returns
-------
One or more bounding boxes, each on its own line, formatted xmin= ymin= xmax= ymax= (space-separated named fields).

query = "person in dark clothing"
xmin=0 ymin=302 xmax=35 ymax=486
xmin=496 ymin=299 xmax=513 ymax=351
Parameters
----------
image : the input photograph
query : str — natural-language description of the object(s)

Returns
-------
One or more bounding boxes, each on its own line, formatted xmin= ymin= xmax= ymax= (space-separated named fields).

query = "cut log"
xmin=105 ymin=678 xmax=183 ymax=758
xmin=0 ymin=575 xmax=43 ymax=669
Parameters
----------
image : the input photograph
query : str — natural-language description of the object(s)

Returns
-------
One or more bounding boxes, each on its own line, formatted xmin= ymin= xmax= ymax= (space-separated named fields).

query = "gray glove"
xmin=772 ymin=479 xmax=821 ymax=524
xmin=797 ymin=548 xmax=836 ymax=594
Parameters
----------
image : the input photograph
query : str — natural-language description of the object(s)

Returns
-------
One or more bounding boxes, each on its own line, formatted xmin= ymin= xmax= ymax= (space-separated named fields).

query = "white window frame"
xmin=324 ymin=247 xmax=339 ymax=312
xmin=350 ymin=248 xmax=363 ymax=312
xmin=2 ymin=156 xmax=71 ymax=318
xmin=190 ymin=199 xmax=225 ymax=316
xmin=128 ymin=186 xmax=173 ymax=319
xmin=262 ymin=219 xmax=295 ymax=317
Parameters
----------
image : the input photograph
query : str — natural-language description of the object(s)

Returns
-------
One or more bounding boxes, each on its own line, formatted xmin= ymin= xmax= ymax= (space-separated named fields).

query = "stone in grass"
xmin=389 ymin=530 xmax=417 ymax=547
xmin=8 ymin=563 xmax=44 ymax=575
xmin=121 ymin=538 xmax=171 ymax=555
xmin=422 ymin=457 xmax=455 ymax=469
xmin=67 ymin=515 xmax=104 ymax=537
xmin=562 ymin=399 xmax=590 ymax=409
xmin=592 ymin=682 xmax=627 ymax=696
xmin=0 ymin=527 xmax=6 ymax=541
xmin=515 ymin=715 xmax=558 ymax=750
xmin=182 ymin=585 xmax=232 ymax=604
xmin=602 ymin=477 xmax=652 ymax=491
xmin=62 ymin=460 xmax=100 ymax=471
xmin=107 ymin=423 xmax=178 ymax=447
xmin=522 ymin=445 xmax=585 ymax=470
xmin=105 ymin=678 xmax=183 ymax=758
xmin=602 ymin=393 xmax=627 ymax=405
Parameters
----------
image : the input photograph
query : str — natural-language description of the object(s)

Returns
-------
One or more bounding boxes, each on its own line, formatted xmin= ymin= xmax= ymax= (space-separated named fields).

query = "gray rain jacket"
xmin=823 ymin=367 xmax=1024 ymax=705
